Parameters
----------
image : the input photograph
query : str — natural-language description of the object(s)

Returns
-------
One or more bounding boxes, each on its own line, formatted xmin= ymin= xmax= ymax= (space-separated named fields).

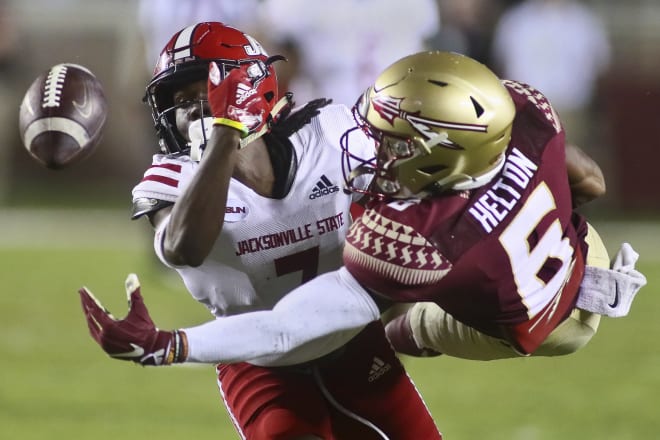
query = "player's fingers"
xmin=208 ymin=61 xmax=221 ymax=86
xmin=79 ymin=287 xmax=115 ymax=340
xmin=123 ymin=274 xmax=152 ymax=323
xmin=124 ymin=273 xmax=141 ymax=299
xmin=81 ymin=308 xmax=103 ymax=341
xmin=79 ymin=287 xmax=116 ymax=321
xmin=125 ymin=273 xmax=144 ymax=311
xmin=126 ymin=289 xmax=149 ymax=320
xmin=79 ymin=286 xmax=114 ymax=314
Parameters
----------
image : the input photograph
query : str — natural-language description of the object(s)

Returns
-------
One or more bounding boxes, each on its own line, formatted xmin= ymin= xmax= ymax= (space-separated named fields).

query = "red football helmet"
xmin=145 ymin=22 xmax=280 ymax=154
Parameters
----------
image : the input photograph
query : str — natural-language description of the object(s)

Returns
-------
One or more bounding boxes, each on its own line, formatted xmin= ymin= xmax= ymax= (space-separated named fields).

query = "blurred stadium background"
xmin=1 ymin=1 xmax=658 ymax=439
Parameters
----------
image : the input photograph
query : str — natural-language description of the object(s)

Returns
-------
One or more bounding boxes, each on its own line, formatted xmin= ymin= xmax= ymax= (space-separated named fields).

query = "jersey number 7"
xmin=274 ymin=246 xmax=321 ymax=283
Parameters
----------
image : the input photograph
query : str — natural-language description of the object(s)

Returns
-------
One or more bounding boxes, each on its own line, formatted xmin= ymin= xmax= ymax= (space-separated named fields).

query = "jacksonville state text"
xmin=235 ymin=212 xmax=345 ymax=256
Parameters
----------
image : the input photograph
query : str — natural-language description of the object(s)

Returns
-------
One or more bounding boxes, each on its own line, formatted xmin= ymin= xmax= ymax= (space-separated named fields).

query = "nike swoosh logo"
xmin=113 ymin=343 xmax=145 ymax=358
xmin=609 ymin=283 xmax=620 ymax=308
xmin=72 ymin=85 xmax=93 ymax=118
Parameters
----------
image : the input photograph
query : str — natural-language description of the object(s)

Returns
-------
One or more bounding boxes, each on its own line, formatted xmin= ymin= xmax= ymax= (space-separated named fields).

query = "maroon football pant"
xmin=217 ymin=321 xmax=442 ymax=439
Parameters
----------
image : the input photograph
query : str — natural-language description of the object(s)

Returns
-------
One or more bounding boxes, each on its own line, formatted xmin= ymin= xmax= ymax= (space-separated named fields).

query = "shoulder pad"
xmin=131 ymin=197 xmax=173 ymax=220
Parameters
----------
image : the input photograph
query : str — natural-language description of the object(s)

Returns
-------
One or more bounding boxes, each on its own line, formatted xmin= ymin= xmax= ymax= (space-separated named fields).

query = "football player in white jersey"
xmin=80 ymin=22 xmax=441 ymax=440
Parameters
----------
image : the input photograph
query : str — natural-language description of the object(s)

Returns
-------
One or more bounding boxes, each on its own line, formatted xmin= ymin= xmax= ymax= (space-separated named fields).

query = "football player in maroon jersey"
xmin=341 ymin=51 xmax=645 ymax=359
xmin=79 ymin=23 xmax=441 ymax=440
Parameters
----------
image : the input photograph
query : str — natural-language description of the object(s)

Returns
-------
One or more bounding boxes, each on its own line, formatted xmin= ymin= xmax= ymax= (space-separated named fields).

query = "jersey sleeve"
xmin=151 ymin=211 xmax=178 ymax=269
xmin=131 ymin=154 xmax=197 ymax=218
xmin=183 ymin=267 xmax=381 ymax=365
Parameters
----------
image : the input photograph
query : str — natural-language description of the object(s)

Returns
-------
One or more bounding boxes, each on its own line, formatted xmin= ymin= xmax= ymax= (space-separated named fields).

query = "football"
xmin=18 ymin=63 xmax=108 ymax=169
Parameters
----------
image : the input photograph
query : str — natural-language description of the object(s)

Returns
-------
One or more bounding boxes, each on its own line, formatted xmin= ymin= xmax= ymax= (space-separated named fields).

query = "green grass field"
xmin=1 ymin=210 xmax=658 ymax=439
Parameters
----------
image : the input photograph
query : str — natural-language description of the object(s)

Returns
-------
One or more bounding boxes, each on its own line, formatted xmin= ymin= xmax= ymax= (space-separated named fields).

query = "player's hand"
xmin=208 ymin=61 xmax=270 ymax=137
xmin=577 ymin=242 xmax=647 ymax=318
xmin=610 ymin=242 xmax=647 ymax=307
xmin=79 ymin=273 xmax=187 ymax=366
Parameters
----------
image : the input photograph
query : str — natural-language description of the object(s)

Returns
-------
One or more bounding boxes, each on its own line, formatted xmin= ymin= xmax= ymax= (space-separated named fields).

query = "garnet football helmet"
xmin=342 ymin=51 xmax=515 ymax=199
xmin=145 ymin=22 xmax=281 ymax=155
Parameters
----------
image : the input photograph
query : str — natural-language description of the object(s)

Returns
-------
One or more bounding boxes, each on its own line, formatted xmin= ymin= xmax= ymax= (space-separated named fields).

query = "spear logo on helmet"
xmin=371 ymin=94 xmax=489 ymax=141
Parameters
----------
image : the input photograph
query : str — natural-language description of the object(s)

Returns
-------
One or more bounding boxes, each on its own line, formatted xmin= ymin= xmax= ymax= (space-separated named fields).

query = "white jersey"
xmin=132 ymin=104 xmax=373 ymax=318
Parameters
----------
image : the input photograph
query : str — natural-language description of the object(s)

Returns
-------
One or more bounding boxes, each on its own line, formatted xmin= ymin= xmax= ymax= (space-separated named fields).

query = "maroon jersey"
xmin=344 ymin=81 xmax=589 ymax=354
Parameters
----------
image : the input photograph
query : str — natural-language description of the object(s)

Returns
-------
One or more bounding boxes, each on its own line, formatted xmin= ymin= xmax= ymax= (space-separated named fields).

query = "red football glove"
xmin=79 ymin=273 xmax=188 ymax=366
xmin=208 ymin=61 xmax=271 ymax=137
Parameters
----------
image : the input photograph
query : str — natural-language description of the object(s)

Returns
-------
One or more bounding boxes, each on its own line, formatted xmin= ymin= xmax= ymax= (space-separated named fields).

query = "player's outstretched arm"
xmin=79 ymin=269 xmax=379 ymax=366
xmin=183 ymin=267 xmax=381 ymax=366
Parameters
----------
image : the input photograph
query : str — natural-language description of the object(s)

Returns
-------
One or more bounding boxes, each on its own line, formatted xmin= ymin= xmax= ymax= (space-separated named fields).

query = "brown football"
xmin=18 ymin=63 xmax=108 ymax=169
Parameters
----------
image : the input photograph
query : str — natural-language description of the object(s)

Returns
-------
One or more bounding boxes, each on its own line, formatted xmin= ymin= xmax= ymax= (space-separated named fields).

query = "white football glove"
xmin=577 ymin=242 xmax=647 ymax=317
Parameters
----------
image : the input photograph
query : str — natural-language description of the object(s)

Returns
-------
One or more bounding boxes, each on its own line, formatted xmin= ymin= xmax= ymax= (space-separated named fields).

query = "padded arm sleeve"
xmin=183 ymin=267 xmax=380 ymax=366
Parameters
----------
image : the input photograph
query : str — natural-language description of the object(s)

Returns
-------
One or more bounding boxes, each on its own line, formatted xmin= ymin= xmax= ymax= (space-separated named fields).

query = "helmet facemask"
xmin=145 ymin=61 xmax=236 ymax=155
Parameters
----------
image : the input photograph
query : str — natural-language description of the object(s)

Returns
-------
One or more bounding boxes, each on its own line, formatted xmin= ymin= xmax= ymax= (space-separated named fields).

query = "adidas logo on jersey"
xmin=368 ymin=356 xmax=392 ymax=382
xmin=309 ymin=175 xmax=339 ymax=200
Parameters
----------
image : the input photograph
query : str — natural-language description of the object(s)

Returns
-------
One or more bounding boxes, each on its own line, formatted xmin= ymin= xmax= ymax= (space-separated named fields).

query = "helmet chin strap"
xmin=451 ymin=152 xmax=507 ymax=191
xmin=345 ymin=165 xmax=377 ymax=196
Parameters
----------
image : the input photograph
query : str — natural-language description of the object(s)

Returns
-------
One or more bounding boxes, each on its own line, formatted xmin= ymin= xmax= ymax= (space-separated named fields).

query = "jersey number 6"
xmin=499 ymin=183 xmax=574 ymax=317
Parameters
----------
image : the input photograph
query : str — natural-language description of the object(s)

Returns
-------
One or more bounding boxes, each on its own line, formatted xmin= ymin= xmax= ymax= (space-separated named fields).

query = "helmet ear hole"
xmin=419 ymin=165 xmax=447 ymax=175
xmin=428 ymin=80 xmax=448 ymax=88
xmin=470 ymin=97 xmax=485 ymax=117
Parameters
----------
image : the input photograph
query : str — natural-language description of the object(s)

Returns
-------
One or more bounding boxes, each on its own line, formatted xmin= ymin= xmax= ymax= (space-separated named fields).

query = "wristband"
xmin=212 ymin=117 xmax=248 ymax=136
xmin=166 ymin=330 xmax=189 ymax=365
